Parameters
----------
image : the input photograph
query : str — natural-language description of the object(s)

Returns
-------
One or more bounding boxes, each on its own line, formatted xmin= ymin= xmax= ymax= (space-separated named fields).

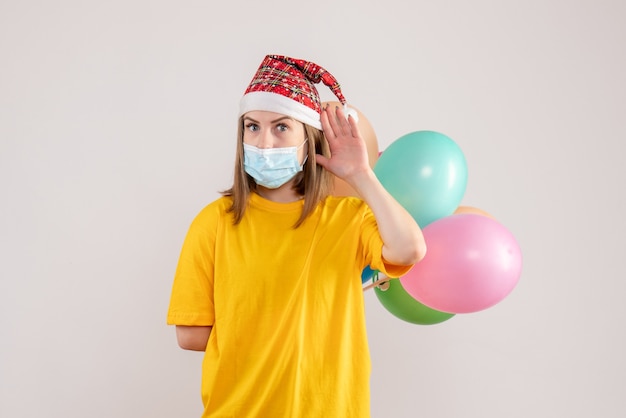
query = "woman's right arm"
xmin=176 ymin=325 xmax=212 ymax=351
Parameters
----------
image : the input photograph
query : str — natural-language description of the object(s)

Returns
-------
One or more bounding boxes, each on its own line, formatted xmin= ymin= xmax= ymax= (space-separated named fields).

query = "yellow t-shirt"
xmin=167 ymin=193 xmax=412 ymax=418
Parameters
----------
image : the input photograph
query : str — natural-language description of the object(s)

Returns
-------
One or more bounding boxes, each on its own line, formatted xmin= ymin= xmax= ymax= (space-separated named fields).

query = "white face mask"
xmin=243 ymin=139 xmax=308 ymax=189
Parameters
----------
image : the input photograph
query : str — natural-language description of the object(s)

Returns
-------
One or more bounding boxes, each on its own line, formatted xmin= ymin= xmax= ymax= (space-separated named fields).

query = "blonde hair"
xmin=221 ymin=117 xmax=334 ymax=228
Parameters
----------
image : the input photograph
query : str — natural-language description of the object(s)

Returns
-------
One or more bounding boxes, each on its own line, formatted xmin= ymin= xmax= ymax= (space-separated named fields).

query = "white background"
xmin=1 ymin=1 xmax=625 ymax=417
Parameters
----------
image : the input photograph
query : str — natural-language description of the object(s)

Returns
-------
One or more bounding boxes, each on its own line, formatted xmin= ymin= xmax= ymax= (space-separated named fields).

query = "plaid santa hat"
xmin=239 ymin=54 xmax=357 ymax=130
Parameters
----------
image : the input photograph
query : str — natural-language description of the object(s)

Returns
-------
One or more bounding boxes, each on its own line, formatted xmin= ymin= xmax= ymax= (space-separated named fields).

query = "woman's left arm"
xmin=316 ymin=105 xmax=426 ymax=266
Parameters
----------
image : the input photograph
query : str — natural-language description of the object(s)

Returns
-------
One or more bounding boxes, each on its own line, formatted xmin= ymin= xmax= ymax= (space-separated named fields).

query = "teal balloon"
xmin=374 ymin=279 xmax=455 ymax=325
xmin=374 ymin=131 xmax=468 ymax=227
xmin=361 ymin=265 xmax=376 ymax=284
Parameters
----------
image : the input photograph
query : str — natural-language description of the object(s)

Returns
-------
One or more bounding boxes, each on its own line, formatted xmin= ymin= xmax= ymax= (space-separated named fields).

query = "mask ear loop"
xmin=300 ymin=138 xmax=309 ymax=166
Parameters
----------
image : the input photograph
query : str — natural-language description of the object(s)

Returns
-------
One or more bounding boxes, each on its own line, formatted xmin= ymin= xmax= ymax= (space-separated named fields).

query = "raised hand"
xmin=315 ymin=105 xmax=371 ymax=186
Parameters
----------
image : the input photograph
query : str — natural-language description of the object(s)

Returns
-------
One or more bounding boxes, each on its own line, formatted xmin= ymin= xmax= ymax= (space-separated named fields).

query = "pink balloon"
xmin=400 ymin=214 xmax=522 ymax=314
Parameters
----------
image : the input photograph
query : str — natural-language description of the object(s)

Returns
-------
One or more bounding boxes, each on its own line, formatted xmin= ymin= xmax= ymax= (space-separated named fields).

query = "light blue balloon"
xmin=374 ymin=131 xmax=468 ymax=227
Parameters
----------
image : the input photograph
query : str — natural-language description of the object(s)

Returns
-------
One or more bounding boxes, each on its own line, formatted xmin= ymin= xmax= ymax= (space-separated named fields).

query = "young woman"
xmin=167 ymin=55 xmax=426 ymax=417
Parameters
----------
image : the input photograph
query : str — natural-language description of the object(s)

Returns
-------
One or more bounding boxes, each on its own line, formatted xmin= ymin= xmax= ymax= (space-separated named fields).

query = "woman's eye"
xmin=276 ymin=123 xmax=288 ymax=132
xmin=245 ymin=123 xmax=259 ymax=132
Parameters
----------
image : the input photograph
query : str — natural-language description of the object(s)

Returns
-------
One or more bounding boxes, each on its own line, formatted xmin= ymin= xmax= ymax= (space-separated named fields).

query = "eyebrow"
xmin=243 ymin=116 xmax=295 ymax=124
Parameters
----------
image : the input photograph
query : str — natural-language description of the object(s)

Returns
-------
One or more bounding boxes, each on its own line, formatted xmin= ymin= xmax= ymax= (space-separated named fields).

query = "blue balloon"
xmin=361 ymin=265 xmax=376 ymax=284
xmin=374 ymin=131 xmax=468 ymax=227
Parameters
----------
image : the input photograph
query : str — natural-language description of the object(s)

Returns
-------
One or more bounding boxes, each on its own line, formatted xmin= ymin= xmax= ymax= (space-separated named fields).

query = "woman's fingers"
xmin=323 ymin=105 xmax=352 ymax=140
xmin=333 ymin=105 xmax=350 ymax=137
xmin=320 ymin=105 xmax=336 ymax=140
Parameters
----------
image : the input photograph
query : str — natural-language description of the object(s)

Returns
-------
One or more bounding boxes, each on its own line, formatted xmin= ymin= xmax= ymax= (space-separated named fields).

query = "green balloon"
xmin=374 ymin=279 xmax=455 ymax=325
xmin=374 ymin=131 xmax=468 ymax=227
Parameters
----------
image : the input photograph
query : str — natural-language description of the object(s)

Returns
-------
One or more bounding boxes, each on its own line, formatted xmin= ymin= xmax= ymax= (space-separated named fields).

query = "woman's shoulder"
xmin=191 ymin=195 xmax=233 ymax=226
xmin=323 ymin=195 xmax=368 ymax=212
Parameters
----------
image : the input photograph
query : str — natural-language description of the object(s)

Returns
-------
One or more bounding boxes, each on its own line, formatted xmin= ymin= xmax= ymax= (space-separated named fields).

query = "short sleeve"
xmin=166 ymin=206 xmax=218 ymax=326
xmin=359 ymin=204 xmax=414 ymax=279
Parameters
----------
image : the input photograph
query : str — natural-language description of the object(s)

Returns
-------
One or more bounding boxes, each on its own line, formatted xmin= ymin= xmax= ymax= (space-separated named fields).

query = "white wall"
xmin=1 ymin=1 xmax=625 ymax=417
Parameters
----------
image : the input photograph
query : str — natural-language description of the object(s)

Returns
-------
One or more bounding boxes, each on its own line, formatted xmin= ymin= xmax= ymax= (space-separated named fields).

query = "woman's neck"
xmin=255 ymin=183 xmax=303 ymax=203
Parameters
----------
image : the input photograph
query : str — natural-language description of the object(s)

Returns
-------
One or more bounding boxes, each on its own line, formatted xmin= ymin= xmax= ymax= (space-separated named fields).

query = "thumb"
xmin=315 ymin=153 xmax=330 ymax=169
